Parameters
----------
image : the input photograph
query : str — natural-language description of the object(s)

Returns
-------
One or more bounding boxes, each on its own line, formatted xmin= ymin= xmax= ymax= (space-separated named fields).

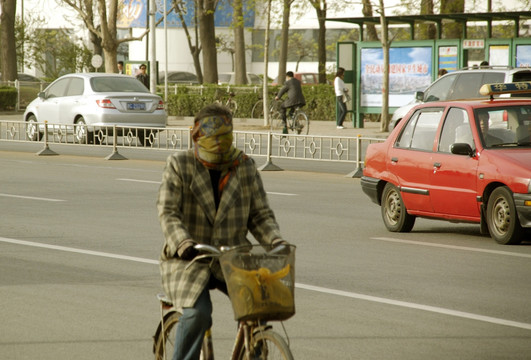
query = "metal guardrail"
xmin=0 ymin=120 xmax=385 ymax=177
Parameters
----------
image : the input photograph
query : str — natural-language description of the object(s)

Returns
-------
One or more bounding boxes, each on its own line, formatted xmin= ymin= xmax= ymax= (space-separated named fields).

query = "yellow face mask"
xmin=193 ymin=115 xmax=240 ymax=168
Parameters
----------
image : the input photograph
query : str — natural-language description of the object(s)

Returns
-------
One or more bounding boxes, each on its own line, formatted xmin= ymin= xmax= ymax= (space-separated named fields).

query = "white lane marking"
xmin=2 ymin=236 xmax=530 ymax=331
xmin=373 ymin=237 xmax=531 ymax=259
xmin=117 ymin=178 xmax=161 ymax=185
xmin=0 ymin=237 xmax=157 ymax=265
xmin=295 ymin=283 xmax=531 ymax=331
xmin=0 ymin=193 xmax=65 ymax=202
xmin=117 ymin=178 xmax=297 ymax=196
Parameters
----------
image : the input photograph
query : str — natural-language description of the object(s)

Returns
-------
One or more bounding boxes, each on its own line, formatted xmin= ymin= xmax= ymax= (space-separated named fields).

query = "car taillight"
xmin=96 ymin=99 xmax=116 ymax=109
xmin=157 ymin=100 xmax=165 ymax=110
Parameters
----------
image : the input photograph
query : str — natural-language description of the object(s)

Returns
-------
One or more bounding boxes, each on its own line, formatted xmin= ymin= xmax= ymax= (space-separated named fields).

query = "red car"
xmin=361 ymin=82 xmax=531 ymax=245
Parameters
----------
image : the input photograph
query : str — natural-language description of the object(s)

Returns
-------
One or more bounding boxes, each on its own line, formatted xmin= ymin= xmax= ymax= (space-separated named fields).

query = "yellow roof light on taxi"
xmin=479 ymin=82 xmax=531 ymax=99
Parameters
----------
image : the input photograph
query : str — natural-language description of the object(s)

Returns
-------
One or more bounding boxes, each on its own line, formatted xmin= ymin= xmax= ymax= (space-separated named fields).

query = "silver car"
xmin=23 ymin=73 xmax=167 ymax=144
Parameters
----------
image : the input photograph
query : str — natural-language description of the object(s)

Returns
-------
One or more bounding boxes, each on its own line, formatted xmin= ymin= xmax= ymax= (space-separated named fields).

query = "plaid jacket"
xmin=157 ymin=150 xmax=282 ymax=310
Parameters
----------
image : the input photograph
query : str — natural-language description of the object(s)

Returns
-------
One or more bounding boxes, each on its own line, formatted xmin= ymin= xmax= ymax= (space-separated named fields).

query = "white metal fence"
xmin=0 ymin=120 xmax=385 ymax=176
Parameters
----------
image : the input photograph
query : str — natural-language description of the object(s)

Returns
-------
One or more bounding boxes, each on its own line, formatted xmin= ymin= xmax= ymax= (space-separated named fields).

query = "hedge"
xmin=0 ymin=86 xmax=17 ymax=111
xmin=164 ymin=84 xmax=336 ymax=121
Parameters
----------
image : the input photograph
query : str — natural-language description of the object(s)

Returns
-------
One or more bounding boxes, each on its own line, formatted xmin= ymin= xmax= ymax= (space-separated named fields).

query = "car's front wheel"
xmin=381 ymin=183 xmax=416 ymax=232
xmin=486 ymin=186 xmax=523 ymax=245
xmin=25 ymin=115 xmax=42 ymax=141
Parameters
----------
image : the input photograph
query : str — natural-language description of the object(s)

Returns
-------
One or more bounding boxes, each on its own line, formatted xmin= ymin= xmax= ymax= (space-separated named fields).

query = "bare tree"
xmin=173 ymin=0 xmax=203 ymax=82
xmin=0 ymin=0 xmax=17 ymax=81
xmin=59 ymin=0 xmax=170 ymax=73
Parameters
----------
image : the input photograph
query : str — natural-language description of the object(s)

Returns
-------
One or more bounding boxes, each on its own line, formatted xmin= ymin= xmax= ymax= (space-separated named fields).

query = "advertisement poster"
xmin=360 ymin=47 xmax=432 ymax=107
xmin=516 ymin=45 xmax=531 ymax=68
xmin=438 ymin=46 xmax=458 ymax=73
xmin=489 ymin=45 xmax=509 ymax=66
xmin=118 ymin=0 xmax=254 ymax=28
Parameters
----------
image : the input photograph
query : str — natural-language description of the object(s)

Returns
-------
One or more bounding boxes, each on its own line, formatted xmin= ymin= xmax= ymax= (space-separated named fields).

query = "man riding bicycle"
xmin=275 ymin=71 xmax=306 ymax=134
xmin=157 ymin=104 xmax=288 ymax=360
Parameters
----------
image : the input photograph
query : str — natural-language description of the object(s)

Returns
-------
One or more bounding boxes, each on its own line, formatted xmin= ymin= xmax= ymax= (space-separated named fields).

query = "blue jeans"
xmin=336 ymin=96 xmax=347 ymax=126
xmin=172 ymin=286 xmax=212 ymax=360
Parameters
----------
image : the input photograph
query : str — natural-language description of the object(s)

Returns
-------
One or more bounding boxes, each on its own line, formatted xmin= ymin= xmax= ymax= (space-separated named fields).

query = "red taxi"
xmin=361 ymin=82 xmax=531 ymax=245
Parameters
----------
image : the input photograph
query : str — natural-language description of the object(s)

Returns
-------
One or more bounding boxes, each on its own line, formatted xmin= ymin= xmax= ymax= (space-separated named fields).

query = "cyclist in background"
xmin=275 ymin=71 xmax=306 ymax=134
xmin=157 ymin=104 xmax=288 ymax=360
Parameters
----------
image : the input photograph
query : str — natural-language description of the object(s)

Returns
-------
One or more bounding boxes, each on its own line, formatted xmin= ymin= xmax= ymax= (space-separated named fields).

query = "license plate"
xmin=127 ymin=102 xmax=146 ymax=111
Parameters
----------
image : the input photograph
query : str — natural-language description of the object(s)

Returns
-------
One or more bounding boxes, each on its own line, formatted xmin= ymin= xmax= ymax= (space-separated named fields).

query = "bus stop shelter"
xmin=328 ymin=11 xmax=531 ymax=127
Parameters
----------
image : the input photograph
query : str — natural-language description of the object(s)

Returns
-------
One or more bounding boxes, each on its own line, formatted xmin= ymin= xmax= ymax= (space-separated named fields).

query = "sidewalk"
xmin=168 ymin=116 xmax=389 ymax=138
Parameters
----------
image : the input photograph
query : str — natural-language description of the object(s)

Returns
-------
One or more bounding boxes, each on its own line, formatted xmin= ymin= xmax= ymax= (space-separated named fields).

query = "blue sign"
xmin=118 ymin=0 xmax=254 ymax=28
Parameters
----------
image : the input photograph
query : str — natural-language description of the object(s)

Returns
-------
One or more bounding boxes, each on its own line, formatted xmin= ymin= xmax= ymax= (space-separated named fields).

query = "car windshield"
xmin=218 ymin=74 xmax=231 ymax=83
xmin=90 ymin=77 xmax=149 ymax=93
xmin=475 ymin=105 xmax=531 ymax=147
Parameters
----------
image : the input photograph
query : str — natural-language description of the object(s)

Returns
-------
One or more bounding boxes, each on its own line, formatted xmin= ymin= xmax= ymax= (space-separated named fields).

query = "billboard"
xmin=118 ymin=0 xmax=254 ymax=28
xmin=360 ymin=47 xmax=432 ymax=107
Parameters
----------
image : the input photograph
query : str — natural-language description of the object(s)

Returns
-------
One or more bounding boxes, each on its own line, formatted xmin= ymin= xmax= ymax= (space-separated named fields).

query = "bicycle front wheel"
xmin=239 ymin=329 xmax=294 ymax=360
xmin=293 ymin=111 xmax=309 ymax=135
xmin=270 ymin=110 xmax=284 ymax=132
xmin=153 ymin=311 xmax=211 ymax=360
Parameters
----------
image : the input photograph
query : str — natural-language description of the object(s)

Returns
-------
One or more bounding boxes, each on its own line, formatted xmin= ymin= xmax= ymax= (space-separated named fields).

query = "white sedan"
xmin=23 ymin=73 xmax=167 ymax=144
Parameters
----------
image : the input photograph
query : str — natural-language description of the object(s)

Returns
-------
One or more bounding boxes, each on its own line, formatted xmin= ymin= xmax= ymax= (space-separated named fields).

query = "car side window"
xmin=66 ymin=78 xmax=84 ymax=96
xmin=396 ymin=108 xmax=443 ymax=151
xmin=46 ymin=78 xmax=70 ymax=98
xmin=438 ymin=108 xmax=473 ymax=153
xmin=424 ymin=75 xmax=457 ymax=102
xmin=448 ymin=74 xmax=479 ymax=99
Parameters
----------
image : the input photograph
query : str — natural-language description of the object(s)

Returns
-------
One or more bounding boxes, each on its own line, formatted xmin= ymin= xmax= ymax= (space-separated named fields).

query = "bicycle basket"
xmin=220 ymin=245 xmax=295 ymax=321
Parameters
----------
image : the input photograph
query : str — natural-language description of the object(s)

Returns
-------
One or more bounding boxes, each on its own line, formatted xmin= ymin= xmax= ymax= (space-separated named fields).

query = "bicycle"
xmin=251 ymin=99 xmax=309 ymax=135
xmin=153 ymin=244 xmax=296 ymax=360
xmin=271 ymin=105 xmax=309 ymax=135
xmin=215 ymin=90 xmax=238 ymax=116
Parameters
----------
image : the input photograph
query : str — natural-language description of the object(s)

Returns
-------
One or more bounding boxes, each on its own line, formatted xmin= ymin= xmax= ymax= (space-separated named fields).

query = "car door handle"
xmin=433 ymin=162 xmax=441 ymax=168
xmin=391 ymin=157 xmax=398 ymax=163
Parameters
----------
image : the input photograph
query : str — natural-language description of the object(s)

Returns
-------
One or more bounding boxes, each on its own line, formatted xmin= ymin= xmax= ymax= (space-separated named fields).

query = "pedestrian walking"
xmin=334 ymin=67 xmax=349 ymax=129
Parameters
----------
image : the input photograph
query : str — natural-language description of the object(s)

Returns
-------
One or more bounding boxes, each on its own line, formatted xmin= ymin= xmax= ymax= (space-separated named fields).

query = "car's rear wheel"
xmin=25 ymin=115 xmax=42 ymax=141
xmin=74 ymin=117 xmax=92 ymax=144
xmin=381 ymin=183 xmax=416 ymax=232
xmin=486 ymin=186 xmax=523 ymax=245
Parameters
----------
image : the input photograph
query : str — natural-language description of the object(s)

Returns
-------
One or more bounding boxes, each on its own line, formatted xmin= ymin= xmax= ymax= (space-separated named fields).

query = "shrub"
xmin=164 ymin=84 xmax=336 ymax=121
xmin=0 ymin=86 xmax=17 ymax=110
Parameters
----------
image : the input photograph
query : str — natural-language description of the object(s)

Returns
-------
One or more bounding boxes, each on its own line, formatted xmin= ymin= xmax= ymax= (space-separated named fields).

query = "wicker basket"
xmin=220 ymin=245 xmax=295 ymax=321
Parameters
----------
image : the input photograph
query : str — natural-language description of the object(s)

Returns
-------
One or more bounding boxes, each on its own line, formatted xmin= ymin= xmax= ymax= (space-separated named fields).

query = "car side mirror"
xmin=415 ymin=91 xmax=424 ymax=101
xmin=38 ymin=91 xmax=46 ymax=99
xmin=451 ymin=143 xmax=475 ymax=157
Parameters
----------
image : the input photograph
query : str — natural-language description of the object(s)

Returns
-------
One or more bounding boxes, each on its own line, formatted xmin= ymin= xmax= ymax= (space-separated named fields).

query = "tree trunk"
xmin=198 ymin=0 xmax=218 ymax=84
xmin=440 ymin=0 xmax=464 ymax=39
xmin=97 ymin=0 xmax=118 ymax=73
xmin=379 ymin=0 xmax=389 ymax=132
xmin=362 ymin=0 xmax=378 ymax=41
xmin=277 ymin=0 xmax=291 ymax=85
xmin=233 ymin=0 xmax=247 ymax=84
xmin=0 ymin=0 xmax=18 ymax=81
xmin=314 ymin=5 xmax=327 ymax=84
xmin=419 ymin=0 xmax=436 ymax=39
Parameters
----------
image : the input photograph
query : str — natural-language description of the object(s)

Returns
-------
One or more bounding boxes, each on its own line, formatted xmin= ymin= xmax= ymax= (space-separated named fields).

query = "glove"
xmin=177 ymin=241 xmax=198 ymax=261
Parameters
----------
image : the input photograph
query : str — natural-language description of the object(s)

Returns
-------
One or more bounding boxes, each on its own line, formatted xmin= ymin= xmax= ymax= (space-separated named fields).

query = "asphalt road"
xmin=1 ymin=151 xmax=531 ymax=359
